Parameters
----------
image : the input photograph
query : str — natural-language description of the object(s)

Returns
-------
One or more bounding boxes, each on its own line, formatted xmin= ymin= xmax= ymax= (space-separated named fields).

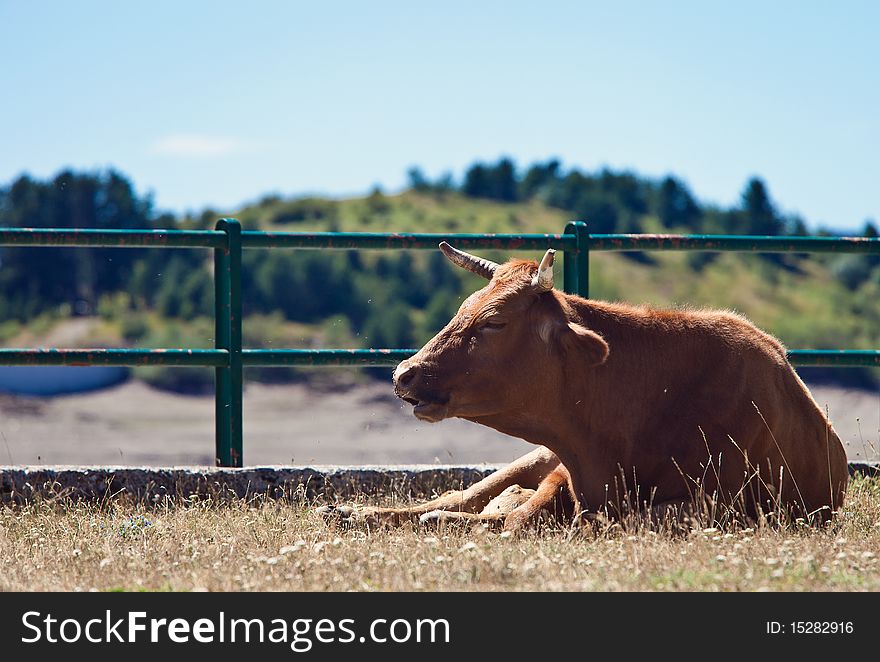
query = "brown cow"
xmin=325 ymin=243 xmax=848 ymax=531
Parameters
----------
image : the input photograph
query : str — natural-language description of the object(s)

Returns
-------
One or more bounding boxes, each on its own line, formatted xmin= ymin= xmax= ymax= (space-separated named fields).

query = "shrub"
xmin=134 ymin=320 xmax=214 ymax=394
xmin=270 ymin=198 xmax=338 ymax=225
xmin=831 ymin=255 xmax=873 ymax=291
xmin=120 ymin=313 xmax=149 ymax=342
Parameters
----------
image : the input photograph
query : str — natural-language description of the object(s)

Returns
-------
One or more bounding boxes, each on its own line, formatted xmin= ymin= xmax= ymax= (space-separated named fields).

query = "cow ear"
xmin=563 ymin=322 xmax=609 ymax=365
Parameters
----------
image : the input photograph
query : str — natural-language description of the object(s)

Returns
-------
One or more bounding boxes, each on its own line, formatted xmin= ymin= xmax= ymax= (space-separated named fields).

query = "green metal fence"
xmin=0 ymin=220 xmax=878 ymax=467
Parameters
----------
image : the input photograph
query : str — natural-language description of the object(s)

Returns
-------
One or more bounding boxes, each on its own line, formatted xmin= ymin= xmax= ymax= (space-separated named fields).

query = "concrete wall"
xmin=0 ymin=465 xmax=500 ymax=504
xmin=0 ymin=464 xmax=874 ymax=504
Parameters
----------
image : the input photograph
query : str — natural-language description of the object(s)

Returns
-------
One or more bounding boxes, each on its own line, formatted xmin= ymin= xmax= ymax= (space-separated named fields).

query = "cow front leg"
xmin=502 ymin=466 xmax=573 ymax=532
xmin=318 ymin=446 xmax=562 ymax=528
xmin=419 ymin=483 xmax=539 ymax=530
xmin=419 ymin=466 xmax=574 ymax=533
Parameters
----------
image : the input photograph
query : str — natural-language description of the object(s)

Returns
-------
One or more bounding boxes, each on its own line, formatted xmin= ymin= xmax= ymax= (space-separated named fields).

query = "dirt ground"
xmin=0 ymin=379 xmax=876 ymax=467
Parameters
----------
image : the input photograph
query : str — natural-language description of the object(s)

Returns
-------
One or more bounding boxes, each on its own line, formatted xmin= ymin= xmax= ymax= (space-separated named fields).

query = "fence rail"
xmin=0 ymin=228 xmax=226 ymax=248
xmin=1 ymin=348 xmax=878 ymax=369
xmin=1 ymin=220 xmax=878 ymax=466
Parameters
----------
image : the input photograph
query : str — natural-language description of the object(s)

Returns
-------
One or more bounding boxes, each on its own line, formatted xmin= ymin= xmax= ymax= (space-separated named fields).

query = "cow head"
xmin=393 ymin=243 xmax=609 ymax=423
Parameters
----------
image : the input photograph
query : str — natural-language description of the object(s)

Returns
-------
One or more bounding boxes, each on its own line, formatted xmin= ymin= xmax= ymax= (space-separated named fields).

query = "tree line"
xmin=0 ymin=169 xmax=467 ymax=353
xmin=410 ymin=157 xmax=875 ymax=239
xmin=0 ymin=163 xmax=877 ymax=388
xmin=408 ymin=157 xmax=877 ymax=283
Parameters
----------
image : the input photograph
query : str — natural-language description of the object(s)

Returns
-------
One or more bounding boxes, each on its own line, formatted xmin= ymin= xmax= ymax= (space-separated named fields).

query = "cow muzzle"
xmin=393 ymin=361 xmax=450 ymax=423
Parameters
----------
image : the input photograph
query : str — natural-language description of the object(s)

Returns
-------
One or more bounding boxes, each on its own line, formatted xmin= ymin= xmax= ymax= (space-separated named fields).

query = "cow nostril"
xmin=396 ymin=364 xmax=419 ymax=388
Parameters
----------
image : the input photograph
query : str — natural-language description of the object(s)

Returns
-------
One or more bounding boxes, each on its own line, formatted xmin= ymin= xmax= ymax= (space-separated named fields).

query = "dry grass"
xmin=2 ymin=476 xmax=880 ymax=592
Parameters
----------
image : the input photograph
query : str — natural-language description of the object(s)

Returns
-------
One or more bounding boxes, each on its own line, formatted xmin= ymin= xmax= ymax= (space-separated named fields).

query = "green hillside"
xmin=236 ymin=189 xmax=880 ymax=353
xmin=1 ymin=167 xmax=877 ymax=391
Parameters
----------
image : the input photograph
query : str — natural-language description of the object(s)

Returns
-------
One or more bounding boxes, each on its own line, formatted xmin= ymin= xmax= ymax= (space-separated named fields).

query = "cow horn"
xmin=438 ymin=242 xmax=499 ymax=280
xmin=531 ymin=249 xmax=556 ymax=291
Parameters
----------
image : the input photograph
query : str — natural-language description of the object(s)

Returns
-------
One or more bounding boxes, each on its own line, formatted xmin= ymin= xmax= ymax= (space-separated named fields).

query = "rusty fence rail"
xmin=0 ymin=221 xmax=878 ymax=466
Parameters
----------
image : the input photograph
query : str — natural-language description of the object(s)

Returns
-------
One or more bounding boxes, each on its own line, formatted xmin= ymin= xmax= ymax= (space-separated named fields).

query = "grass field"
xmin=2 ymin=475 xmax=879 ymax=592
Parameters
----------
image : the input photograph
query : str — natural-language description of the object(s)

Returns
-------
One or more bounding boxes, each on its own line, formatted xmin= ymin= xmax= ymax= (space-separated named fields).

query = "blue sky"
xmin=1 ymin=1 xmax=877 ymax=231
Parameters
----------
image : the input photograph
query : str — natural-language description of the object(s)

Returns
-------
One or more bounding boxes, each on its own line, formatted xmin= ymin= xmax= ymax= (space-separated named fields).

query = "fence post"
xmin=214 ymin=218 xmax=243 ymax=467
xmin=562 ymin=222 xmax=577 ymax=294
xmin=563 ymin=221 xmax=590 ymax=297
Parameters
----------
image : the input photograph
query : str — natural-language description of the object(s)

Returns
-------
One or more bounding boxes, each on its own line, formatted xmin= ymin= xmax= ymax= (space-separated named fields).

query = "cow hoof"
xmin=315 ymin=504 xmax=358 ymax=525
xmin=418 ymin=510 xmax=475 ymax=530
xmin=419 ymin=510 xmax=466 ymax=528
xmin=314 ymin=504 xmax=336 ymax=522
xmin=334 ymin=505 xmax=356 ymax=518
xmin=418 ymin=510 xmax=446 ymax=525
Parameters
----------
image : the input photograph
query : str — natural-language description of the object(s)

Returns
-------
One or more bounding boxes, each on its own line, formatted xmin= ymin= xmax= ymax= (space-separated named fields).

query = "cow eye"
xmin=481 ymin=320 xmax=507 ymax=332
